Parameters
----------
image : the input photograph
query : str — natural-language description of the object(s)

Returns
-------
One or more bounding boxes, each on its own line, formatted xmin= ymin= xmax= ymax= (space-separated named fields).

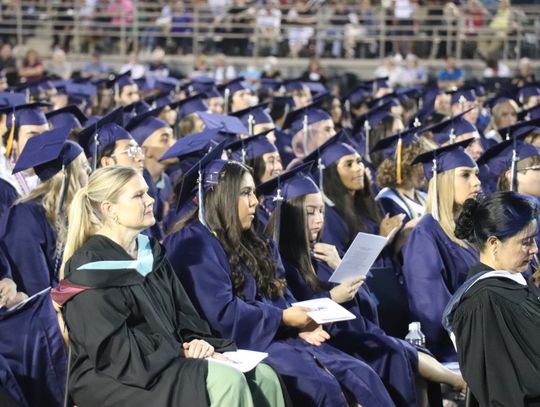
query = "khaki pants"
xmin=206 ymin=362 xmax=286 ymax=407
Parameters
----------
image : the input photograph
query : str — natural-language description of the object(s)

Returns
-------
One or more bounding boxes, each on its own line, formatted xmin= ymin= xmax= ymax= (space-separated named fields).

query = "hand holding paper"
xmin=292 ymin=298 xmax=356 ymax=324
xmin=209 ymin=349 xmax=268 ymax=372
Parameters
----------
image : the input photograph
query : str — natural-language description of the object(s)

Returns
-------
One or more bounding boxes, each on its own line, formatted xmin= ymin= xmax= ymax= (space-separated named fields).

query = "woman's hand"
xmin=313 ymin=243 xmax=341 ymax=270
xmin=298 ymin=325 xmax=330 ymax=346
xmin=330 ymin=277 xmax=365 ymax=303
xmin=0 ymin=278 xmax=27 ymax=309
xmin=183 ymin=339 xmax=215 ymax=359
xmin=379 ymin=213 xmax=405 ymax=238
xmin=282 ymin=306 xmax=313 ymax=329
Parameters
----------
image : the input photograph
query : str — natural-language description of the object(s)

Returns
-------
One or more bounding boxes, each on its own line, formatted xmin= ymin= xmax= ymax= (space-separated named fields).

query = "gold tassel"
xmin=4 ymin=113 xmax=15 ymax=159
xmin=396 ymin=137 xmax=403 ymax=185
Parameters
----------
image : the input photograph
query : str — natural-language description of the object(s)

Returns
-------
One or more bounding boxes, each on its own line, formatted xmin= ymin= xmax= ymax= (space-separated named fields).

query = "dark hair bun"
xmin=455 ymin=198 xmax=479 ymax=241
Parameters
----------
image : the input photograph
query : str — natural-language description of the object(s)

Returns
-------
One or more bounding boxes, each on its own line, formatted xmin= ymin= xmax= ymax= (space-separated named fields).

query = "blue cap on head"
xmin=518 ymin=84 xmax=540 ymax=103
xmin=12 ymin=126 xmax=83 ymax=181
xmin=498 ymin=117 xmax=540 ymax=140
xmin=259 ymin=78 xmax=282 ymax=94
xmin=449 ymin=87 xmax=477 ymax=105
xmin=420 ymin=108 xmax=478 ymax=145
xmin=198 ymin=111 xmax=249 ymax=135
xmin=282 ymin=103 xmax=330 ymax=135
xmin=46 ymin=104 xmax=87 ymax=131
xmin=226 ymin=130 xmax=277 ymax=162
xmin=230 ymin=102 xmax=273 ymax=128
xmin=176 ymin=94 xmax=209 ymax=120
xmin=109 ymin=71 xmax=136 ymax=92
xmin=219 ymin=77 xmax=249 ymax=96
xmin=0 ymin=102 xmax=49 ymax=128
xmin=0 ymin=92 xmax=27 ymax=108
xmin=300 ymin=130 xmax=358 ymax=168
xmin=371 ymin=127 xmax=421 ymax=158
xmin=160 ymin=128 xmax=222 ymax=162
xmin=154 ymin=77 xmax=181 ymax=94
xmin=342 ymin=85 xmax=372 ymax=106
xmin=477 ymin=140 xmax=539 ymax=179
xmin=125 ymin=107 xmax=169 ymax=146
xmin=282 ymin=79 xmax=306 ymax=93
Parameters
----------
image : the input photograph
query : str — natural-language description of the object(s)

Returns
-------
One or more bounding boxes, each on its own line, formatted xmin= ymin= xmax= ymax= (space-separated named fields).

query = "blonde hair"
xmin=18 ymin=155 xmax=86 ymax=246
xmin=485 ymin=99 xmax=519 ymax=133
xmin=61 ymin=166 xmax=138 ymax=278
xmin=425 ymin=168 xmax=467 ymax=247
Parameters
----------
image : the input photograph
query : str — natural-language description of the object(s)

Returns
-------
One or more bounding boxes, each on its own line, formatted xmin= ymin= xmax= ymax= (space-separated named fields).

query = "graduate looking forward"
xmin=0 ymin=126 xmax=89 ymax=295
xmin=444 ymin=192 xmax=540 ymax=406
xmin=54 ymin=165 xmax=287 ymax=407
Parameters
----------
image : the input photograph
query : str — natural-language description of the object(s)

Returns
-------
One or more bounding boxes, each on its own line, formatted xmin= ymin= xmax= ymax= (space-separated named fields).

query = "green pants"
xmin=206 ymin=361 xmax=286 ymax=407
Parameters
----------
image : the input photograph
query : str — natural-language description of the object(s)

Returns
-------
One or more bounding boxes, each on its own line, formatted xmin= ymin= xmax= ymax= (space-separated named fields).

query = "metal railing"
xmin=1 ymin=1 xmax=539 ymax=60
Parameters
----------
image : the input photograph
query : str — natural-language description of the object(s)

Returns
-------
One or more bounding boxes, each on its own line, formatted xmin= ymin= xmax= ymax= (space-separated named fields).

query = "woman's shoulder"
xmin=0 ymin=199 xmax=49 ymax=232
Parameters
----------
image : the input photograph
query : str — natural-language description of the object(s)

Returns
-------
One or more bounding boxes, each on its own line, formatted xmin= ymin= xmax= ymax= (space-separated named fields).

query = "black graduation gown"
xmin=60 ymin=234 xmax=236 ymax=407
xmin=450 ymin=263 xmax=540 ymax=406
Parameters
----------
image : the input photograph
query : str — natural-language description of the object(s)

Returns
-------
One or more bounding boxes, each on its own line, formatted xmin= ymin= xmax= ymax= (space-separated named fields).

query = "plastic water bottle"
xmin=405 ymin=322 xmax=426 ymax=347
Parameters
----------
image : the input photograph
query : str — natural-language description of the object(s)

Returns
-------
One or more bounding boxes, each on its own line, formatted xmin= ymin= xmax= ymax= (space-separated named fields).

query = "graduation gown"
xmin=59 ymin=234 xmax=236 ymax=407
xmin=402 ymin=214 xmax=479 ymax=362
xmin=375 ymin=187 xmax=427 ymax=224
xmin=165 ymin=221 xmax=395 ymax=407
xmin=0 ymin=200 xmax=59 ymax=295
xmin=0 ymin=178 xmax=18 ymax=218
xmin=0 ymin=289 xmax=67 ymax=407
xmin=444 ymin=263 xmax=540 ymax=406
xmin=283 ymin=257 xmax=419 ymax=407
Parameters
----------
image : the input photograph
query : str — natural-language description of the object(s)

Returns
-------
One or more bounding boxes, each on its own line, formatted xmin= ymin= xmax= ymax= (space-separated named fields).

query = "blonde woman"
xmin=402 ymin=141 xmax=481 ymax=362
xmin=484 ymin=98 xmax=519 ymax=143
xmin=54 ymin=166 xmax=287 ymax=407
xmin=0 ymin=127 xmax=89 ymax=295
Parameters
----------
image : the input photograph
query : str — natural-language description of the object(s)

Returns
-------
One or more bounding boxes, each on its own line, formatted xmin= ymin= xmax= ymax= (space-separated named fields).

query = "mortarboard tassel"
xmin=413 ymin=117 xmax=421 ymax=128
xmin=396 ymin=137 xmax=403 ymax=185
xmin=448 ymin=127 xmax=456 ymax=144
xmin=432 ymin=157 xmax=439 ymax=221
xmin=223 ymin=88 xmax=230 ymax=115
xmin=197 ymin=167 xmax=208 ymax=228
xmin=91 ymin=131 xmax=99 ymax=171
xmin=247 ymin=114 xmax=255 ymax=136
xmin=302 ymin=114 xmax=309 ymax=156
xmin=56 ymin=164 xmax=70 ymax=216
xmin=317 ymin=157 xmax=325 ymax=196
xmin=272 ymin=187 xmax=284 ymax=243
xmin=364 ymin=120 xmax=372 ymax=163
xmin=4 ymin=111 xmax=15 ymax=159
xmin=510 ymin=138 xmax=519 ymax=192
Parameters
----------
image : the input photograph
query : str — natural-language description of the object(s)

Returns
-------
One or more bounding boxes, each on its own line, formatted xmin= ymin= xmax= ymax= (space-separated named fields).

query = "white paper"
xmin=328 ymin=231 xmax=392 ymax=283
xmin=292 ymin=297 xmax=356 ymax=324
xmin=209 ymin=349 xmax=268 ymax=373
xmin=5 ymin=287 xmax=50 ymax=312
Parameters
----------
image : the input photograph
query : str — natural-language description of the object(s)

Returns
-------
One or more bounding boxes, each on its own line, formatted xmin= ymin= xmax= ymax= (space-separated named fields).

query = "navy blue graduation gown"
xmin=165 ymin=221 xmax=395 ymax=407
xmin=0 ymin=179 xmax=18 ymax=218
xmin=0 ymin=289 xmax=67 ymax=407
xmin=283 ymin=257 xmax=419 ymax=407
xmin=0 ymin=200 xmax=59 ymax=295
xmin=0 ymin=245 xmax=12 ymax=279
xmin=402 ymin=214 xmax=479 ymax=362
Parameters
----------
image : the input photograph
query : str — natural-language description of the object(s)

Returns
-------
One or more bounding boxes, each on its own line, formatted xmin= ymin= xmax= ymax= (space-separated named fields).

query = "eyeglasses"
xmin=111 ymin=145 xmax=144 ymax=160
xmin=518 ymin=165 xmax=540 ymax=172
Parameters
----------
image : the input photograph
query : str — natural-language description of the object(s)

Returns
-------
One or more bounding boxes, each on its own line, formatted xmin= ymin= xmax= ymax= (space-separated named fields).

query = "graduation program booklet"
xmin=209 ymin=349 xmax=268 ymax=373
xmin=328 ymin=228 xmax=397 ymax=284
xmin=291 ymin=297 xmax=356 ymax=324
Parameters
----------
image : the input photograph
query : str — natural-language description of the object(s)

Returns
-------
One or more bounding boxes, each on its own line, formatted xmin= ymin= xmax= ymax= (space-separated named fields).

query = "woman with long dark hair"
xmin=444 ymin=192 xmax=540 ymax=406
xmin=164 ymin=148 xmax=395 ymax=407
xmin=263 ymin=166 xmax=466 ymax=407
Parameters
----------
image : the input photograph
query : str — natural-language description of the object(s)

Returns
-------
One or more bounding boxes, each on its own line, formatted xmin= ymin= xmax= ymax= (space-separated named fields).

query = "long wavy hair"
xmin=174 ymin=161 xmax=286 ymax=299
xmin=267 ymin=194 xmax=324 ymax=293
xmin=323 ymin=160 xmax=382 ymax=247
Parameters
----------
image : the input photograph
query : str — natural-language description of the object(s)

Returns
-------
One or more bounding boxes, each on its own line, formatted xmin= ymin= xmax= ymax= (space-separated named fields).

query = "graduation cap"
xmin=342 ymin=85 xmax=372 ymax=107
xmin=0 ymin=101 xmax=50 ymax=159
xmin=198 ymin=111 xmax=249 ymax=135
xmin=259 ymin=78 xmax=282 ymax=95
xmin=518 ymin=103 xmax=540 ymax=121
xmin=517 ymin=84 xmax=540 ymax=104
xmin=477 ymin=139 xmax=538 ymax=192
xmin=372 ymin=127 xmax=421 ymax=185
xmin=230 ymin=103 xmax=272 ymax=135
xmin=226 ymin=129 xmax=277 ymax=163
xmin=270 ymin=96 xmax=296 ymax=112
xmin=46 ymin=105 xmax=88 ymax=131
xmin=282 ymin=103 xmax=330 ymax=135
xmin=177 ymin=140 xmax=228 ymax=227
xmin=107 ymin=71 xmax=137 ymax=96
xmin=449 ymin=87 xmax=477 ymax=106
xmin=176 ymin=93 xmax=209 ymax=120
xmin=0 ymin=92 xmax=27 ymax=108
xmin=420 ymin=108 xmax=478 ymax=145
xmin=154 ymin=77 xmax=182 ymax=94
xmin=125 ymin=107 xmax=169 ymax=146
xmin=256 ymin=161 xmax=318 ymax=242
xmin=497 ymin=117 xmax=540 ymax=141
xmin=360 ymin=77 xmax=391 ymax=94
xmin=303 ymin=81 xmax=327 ymax=95
xmin=159 ymin=128 xmax=222 ymax=162
xmin=411 ymin=138 xmax=475 ymax=220
xmin=77 ymin=107 xmax=131 ymax=169
xmin=282 ymin=79 xmax=306 ymax=93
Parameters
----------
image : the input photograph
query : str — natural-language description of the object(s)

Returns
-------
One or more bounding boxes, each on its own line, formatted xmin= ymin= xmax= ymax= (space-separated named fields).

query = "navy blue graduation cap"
xmin=411 ymin=139 xmax=475 ymax=220
xmin=360 ymin=77 xmax=391 ymax=94
xmin=154 ymin=76 xmax=181 ymax=94
xmin=219 ymin=77 xmax=249 ymax=96
xmin=177 ymin=140 xmax=228 ymax=226
xmin=498 ymin=117 xmax=540 ymax=141
xmin=478 ymin=139 xmax=538 ymax=179
xmin=45 ymin=105 xmax=87 ymax=131
xmin=342 ymin=85 xmax=372 ymax=107
xmin=226 ymin=129 xmax=277 ymax=162
xmin=123 ymin=99 xmax=151 ymax=123
xmin=259 ymin=78 xmax=281 ymax=94
xmin=303 ymin=81 xmax=327 ymax=95
xmin=108 ymin=71 xmax=136 ymax=95
xmin=230 ymin=102 xmax=272 ymax=135
xmin=517 ymin=84 xmax=540 ymax=104
xmin=271 ymin=96 xmax=296 ymax=112
xmin=519 ymin=103 xmax=540 ymax=121
xmin=256 ymin=161 xmax=318 ymax=241
xmin=176 ymin=93 xmax=209 ymax=120
xmin=282 ymin=103 xmax=330 ymax=135
xmin=65 ymin=82 xmax=97 ymax=108
xmin=77 ymin=107 xmax=131 ymax=169
xmin=145 ymin=91 xmax=174 ymax=109
xmin=125 ymin=107 xmax=169 ymax=146
xmin=204 ymin=86 xmax=222 ymax=99
xmin=13 ymin=125 xmax=83 ymax=183
xmin=282 ymin=79 xmax=306 ymax=93
xmin=449 ymin=87 xmax=477 ymax=106
xmin=0 ymin=92 xmax=27 ymax=108
xmin=198 ymin=111 xmax=249 ymax=135
xmin=159 ymin=128 xmax=222 ymax=162
xmin=421 ymin=108 xmax=478 ymax=145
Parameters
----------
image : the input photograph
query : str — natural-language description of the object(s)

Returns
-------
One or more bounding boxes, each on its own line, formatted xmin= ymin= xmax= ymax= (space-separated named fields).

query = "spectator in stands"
xmin=393 ymin=0 xmax=418 ymax=56
xmin=513 ymin=57 xmax=536 ymax=87
xmin=221 ymin=0 xmax=255 ymax=56
xmin=260 ymin=56 xmax=282 ymax=80
xmin=484 ymin=98 xmax=519 ymax=143
xmin=191 ymin=54 xmax=214 ymax=79
xmin=482 ymin=58 xmax=511 ymax=78
xmin=300 ymin=58 xmax=327 ymax=85
xmin=147 ymin=47 xmax=170 ymax=78
xmin=47 ymin=49 xmax=72 ymax=80
xmin=398 ymin=53 xmax=427 ymax=86
xmin=374 ymin=54 xmax=404 ymax=89
xmin=478 ymin=0 xmax=515 ymax=60
xmin=437 ymin=55 xmax=464 ymax=90
xmin=119 ymin=52 xmax=146 ymax=79
xmin=170 ymin=0 xmax=194 ymax=55
xmin=316 ymin=0 xmax=350 ymax=58
xmin=286 ymin=0 xmax=317 ymax=58
xmin=255 ymin=0 xmax=282 ymax=57
xmin=81 ymin=51 xmax=111 ymax=80
xmin=0 ymin=43 xmax=16 ymax=84
xmin=212 ymin=53 xmax=237 ymax=85
xmin=18 ymin=49 xmax=44 ymax=83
